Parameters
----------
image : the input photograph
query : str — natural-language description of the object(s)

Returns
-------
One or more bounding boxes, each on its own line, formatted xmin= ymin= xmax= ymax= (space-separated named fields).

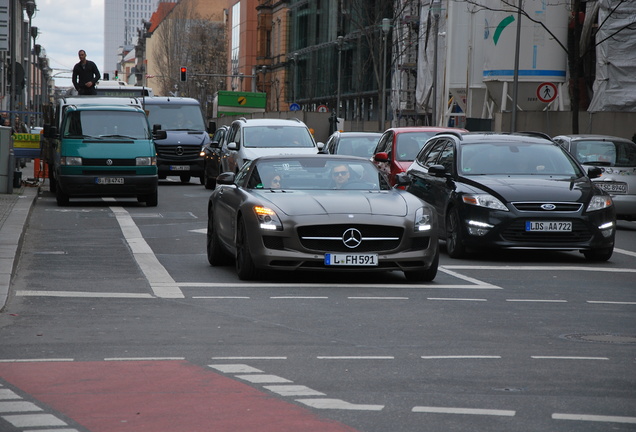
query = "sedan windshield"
xmin=571 ymin=139 xmax=636 ymax=167
xmin=460 ymin=142 xmax=583 ymax=176
xmin=246 ymin=159 xmax=391 ymax=190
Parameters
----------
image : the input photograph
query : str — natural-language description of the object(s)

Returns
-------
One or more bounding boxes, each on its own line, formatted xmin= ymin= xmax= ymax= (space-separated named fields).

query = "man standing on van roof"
xmin=72 ymin=50 xmax=101 ymax=95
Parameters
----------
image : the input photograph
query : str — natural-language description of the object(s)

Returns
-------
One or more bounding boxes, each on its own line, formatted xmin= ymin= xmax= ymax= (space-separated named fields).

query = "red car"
xmin=372 ymin=127 xmax=467 ymax=186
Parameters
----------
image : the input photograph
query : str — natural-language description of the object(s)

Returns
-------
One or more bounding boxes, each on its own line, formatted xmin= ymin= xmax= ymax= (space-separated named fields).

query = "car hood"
xmin=155 ymin=130 xmax=208 ymax=145
xmin=254 ymin=190 xmax=410 ymax=216
xmin=242 ymin=147 xmax=318 ymax=160
xmin=464 ymin=176 xmax=595 ymax=203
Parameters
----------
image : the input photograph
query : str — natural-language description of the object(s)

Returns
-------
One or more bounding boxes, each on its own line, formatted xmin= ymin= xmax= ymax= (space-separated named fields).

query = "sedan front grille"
xmin=512 ymin=202 xmax=582 ymax=212
xmin=297 ymin=224 xmax=404 ymax=253
xmin=155 ymin=144 xmax=201 ymax=160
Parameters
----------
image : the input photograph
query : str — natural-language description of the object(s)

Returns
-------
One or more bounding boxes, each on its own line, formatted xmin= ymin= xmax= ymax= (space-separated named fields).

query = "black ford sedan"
xmin=404 ymin=132 xmax=616 ymax=261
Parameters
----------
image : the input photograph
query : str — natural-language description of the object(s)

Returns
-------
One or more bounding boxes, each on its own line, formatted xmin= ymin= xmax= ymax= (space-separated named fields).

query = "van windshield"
xmin=145 ymin=104 xmax=205 ymax=131
xmin=62 ymin=111 xmax=151 ymax=140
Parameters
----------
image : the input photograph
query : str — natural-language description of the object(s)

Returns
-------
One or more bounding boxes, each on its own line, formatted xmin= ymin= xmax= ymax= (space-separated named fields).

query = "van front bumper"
xmin=58 ymin=174 xmax=158 ymax=198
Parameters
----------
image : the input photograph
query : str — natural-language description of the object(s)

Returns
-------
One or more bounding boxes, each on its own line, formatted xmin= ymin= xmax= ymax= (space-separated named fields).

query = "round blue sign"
xmin=290 ymin=103 xmax=301 ymax=111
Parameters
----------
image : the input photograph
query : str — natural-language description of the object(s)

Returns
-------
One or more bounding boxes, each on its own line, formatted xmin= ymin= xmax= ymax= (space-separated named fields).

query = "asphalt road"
xmin=0 ymin=180 xmax=635 ymax=432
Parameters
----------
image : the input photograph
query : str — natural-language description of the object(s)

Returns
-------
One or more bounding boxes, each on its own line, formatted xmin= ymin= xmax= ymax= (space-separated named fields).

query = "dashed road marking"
xmin=553 ymin=413 xmax=636 ymax=424
xmin=531 ymin=356 xmax=609 ymax=360
xmin=235 ymin=374 xmax=293 ymax=384
xmin=421 ymin=355 xmax=501 ymax=360
xmin=443 ymin=265 xmax=636 ymax=273
xmin=264 ymin=385 xmax=326 ymax=397
xmin=296 ymin=399 xmax=384 ymax=411
xmin=412 ymin=406 xmax=516 ymax=417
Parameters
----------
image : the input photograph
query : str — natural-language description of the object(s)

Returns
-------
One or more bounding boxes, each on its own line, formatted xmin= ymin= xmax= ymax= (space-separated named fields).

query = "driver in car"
xmin=331 ymin=164 xmax=351 ymax=189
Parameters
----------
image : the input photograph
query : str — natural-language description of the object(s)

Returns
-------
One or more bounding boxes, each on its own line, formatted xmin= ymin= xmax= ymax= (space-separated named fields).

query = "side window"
xmin=437 ymin=141 xmax=455 ymax=172
xmin=418 ymin=140 xmax=446 ymax=167
xmin=374 ymin=132 xmax=392 ymax=154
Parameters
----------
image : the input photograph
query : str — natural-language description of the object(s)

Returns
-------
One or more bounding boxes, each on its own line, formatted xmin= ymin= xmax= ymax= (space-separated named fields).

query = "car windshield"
xmin=460 ymin=142 xmax=583 ymax=176
xmin=62 ymin=111 xmax=150 ymax=139
xmin=396 ymin=132 xmax=437 ymax=161
xmin=145 ymin=104 xmax=205 ymax=130
xmin=246 ymin=159 xmax=391 ymax=190
xmin=570 ymin=139 xmax=636 ymax=167
xmin=243 ymin=126 xmax=314 ymax=148
xmin=336 ymin=135 xmax=381 ymax=157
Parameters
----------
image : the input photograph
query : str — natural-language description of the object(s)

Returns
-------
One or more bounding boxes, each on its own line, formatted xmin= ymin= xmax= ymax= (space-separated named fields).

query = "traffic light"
xmin=180 ymin=67 xmax=187 ymax=82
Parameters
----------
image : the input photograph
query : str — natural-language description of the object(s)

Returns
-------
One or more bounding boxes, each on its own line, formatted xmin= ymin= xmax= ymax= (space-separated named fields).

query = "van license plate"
xmin=170 ymin=165 xmax=190 ymax=171
xmin=525 ymin=221 xmax=572 ymax=232
xmin=324 ymin=253 xmax=378 ymax=266
xmin=96 ymin=177 xmax=124 ymax=185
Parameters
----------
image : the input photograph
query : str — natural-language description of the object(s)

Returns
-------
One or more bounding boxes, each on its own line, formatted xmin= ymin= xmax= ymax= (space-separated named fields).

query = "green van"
xmin=46 ymin=103 xmax=165 ymax=206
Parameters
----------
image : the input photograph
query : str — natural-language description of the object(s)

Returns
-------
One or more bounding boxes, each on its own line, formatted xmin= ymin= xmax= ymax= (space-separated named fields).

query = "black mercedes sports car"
xmin=207 ymin=155 xmax=439 ymax=281
xmin=404 ymin=132 xmax=616 ymax=261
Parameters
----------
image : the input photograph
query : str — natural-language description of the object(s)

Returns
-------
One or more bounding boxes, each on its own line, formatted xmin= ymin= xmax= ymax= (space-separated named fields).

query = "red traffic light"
xmin=180 ymin=67 xmax=187 ymax=82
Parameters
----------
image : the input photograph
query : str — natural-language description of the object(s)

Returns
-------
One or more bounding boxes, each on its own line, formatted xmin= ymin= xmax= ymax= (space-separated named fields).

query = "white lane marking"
xmin=296 ymin=399 xmax=384 ymax=411
xmin=109 ymin=205 xmax=184 ymax=299
xmin=235 ymin=374 xmax=293 ymax=384
xmin=531 ymin=356 xmax=609 ymax=360
xmin=104 ymin=357 xmax=185 ymax=361
xmin=264 ymin=385 xmax=326 ymax=397
xmin=0 ymin=389 xmax=21 ymax=400
xmin=587 ymin=300 xmax=636 ymax=305
xmin=2 ymin=413 xmax=68 ymax=427
xmin=210 ymin=357 xmax=287 ymax=360
xmin=190 ymin=228 xmax=206 ymax=234
xmin=177 ymin=282 xmax=499 ymax=289
xmin=348 ymin=297 xmax=408 ymax=300
xmin=270 ymin=296 xmax=329 ymax=299
xmin=0 ymin=359 xmax=73 ymax=363
xmin=552 ymin=413 xmax=636 ymax=424
xmin=439 ymin=267 xmax=501 ymax=287
xmin=193 ymin=296 xmax=251 ymax=299
xmin=427 ymin=297 xmax=487 ymax=302
xmin=0 ymin=401 xmax=42 ymax=412
xmin=209 ymin=365 xmax=263 ymax=374
xmin=615 ymin=248 xmax=636 ymax=258
xmin=421 ymin=355 xmax=501 ymax=359
xmin=16 ymin=290 xmax=153 ymax=299
xmin=317 ymin=356 xmax=394 ymax=360
xmin=412 ymin=406 xmax=515 ymax=417
xmin=506 ymin=299 xmax=567 ymax=303
xmin=443 ymin=265 xmax=636 ymax=273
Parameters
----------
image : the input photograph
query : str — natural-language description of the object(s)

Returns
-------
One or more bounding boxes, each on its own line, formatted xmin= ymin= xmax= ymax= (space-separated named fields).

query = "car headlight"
xmin=462 ymin=194 xmax=508 ymax=211
xmin=587 ymin=195 xmax=613 ymax=212
xmin=61 ymin=156 xmax=82 ymax=166
xmin=136 ymin=156 xmax=156 ymax=166
xmin=414 ymin=207 xmax=433 ymax=232
xmin=254 ymin=206 xmax=283 ymax=231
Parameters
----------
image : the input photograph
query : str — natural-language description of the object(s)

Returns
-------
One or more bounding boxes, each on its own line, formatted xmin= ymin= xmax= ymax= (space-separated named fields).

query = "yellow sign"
xmin=238 ymin=96 xmax=247 ymax=105
xmin=13 ymin=133 xmax=41 ymax=149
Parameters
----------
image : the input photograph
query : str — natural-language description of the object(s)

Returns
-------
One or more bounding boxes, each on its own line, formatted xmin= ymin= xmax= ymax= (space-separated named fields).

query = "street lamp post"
xmin=25 ymin=1 xmax=36 ymax=127
xmin=432 ymin=0 xmax=441 ymax=126
xmin=380 ymin=18 xmax=390 ymax=131
xmin=336 ymin=36 xmax=344 ymax=118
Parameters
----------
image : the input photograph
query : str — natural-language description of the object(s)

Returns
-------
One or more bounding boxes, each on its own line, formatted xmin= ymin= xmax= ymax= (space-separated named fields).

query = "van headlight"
xmin=61 ymin=156 xmax=82 ymax=166
xmin=414 ymin=207 xmax=433 ymax=232
xmin=136 ymin=156 xmax=156 ymax=166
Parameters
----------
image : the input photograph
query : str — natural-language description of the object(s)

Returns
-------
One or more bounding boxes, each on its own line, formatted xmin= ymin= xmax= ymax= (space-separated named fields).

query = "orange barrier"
xmin=34 ymin=158 xmax=49 ymax=179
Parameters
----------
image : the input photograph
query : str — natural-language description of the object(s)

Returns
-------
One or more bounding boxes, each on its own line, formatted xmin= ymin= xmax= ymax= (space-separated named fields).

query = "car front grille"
xmin=297 ymin=224 xmax=404 ymax=253
xmin=155 ymin=144 xmax=201 ymax=160
xmin=512 ymin=202 xmax=583 ymax=212
xmin=501 ymin=220 xmax=593 ymax=243
xmin=82 ymin=158 xmax=136 ymax=166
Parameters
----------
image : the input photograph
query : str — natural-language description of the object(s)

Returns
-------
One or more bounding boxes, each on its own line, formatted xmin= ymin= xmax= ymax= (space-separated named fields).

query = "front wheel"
xmin=142 ymin=190 xmax=158 ymax=207
xmin=445 ymin=207 xmax=466 ymax=258
xmin=180 ymin=174 xmax=191 ymax=183
xmin=207 ymin=209 xmax=228 ymax=266
xmin=404 ymin=247 xmax=439 ymax=282
xmin=204 ymin=175 xmax=216 ymax=190
xmin=583 ymin=246 xmax=613 ymax=262
xmin=235 ymin=217 xmax=258 ymax=280
xmin=55 ymin=181 xmax=69 ymax=206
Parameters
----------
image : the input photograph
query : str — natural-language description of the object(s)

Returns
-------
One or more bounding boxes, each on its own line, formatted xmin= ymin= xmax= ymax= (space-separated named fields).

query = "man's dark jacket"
xmin=72 ymin=60 xmax=101 ymax=95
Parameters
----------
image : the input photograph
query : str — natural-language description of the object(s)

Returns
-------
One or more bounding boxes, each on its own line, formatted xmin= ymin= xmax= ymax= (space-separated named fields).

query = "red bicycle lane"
xmin=0 ymin=360 xmax=361 ymax=432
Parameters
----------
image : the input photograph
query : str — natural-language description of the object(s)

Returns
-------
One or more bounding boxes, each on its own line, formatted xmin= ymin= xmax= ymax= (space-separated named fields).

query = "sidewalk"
xmin=0 ymin=160 xmax=40 ymax=310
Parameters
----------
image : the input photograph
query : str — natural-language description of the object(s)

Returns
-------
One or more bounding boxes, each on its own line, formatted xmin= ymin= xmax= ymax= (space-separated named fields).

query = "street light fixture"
xmin=336 ymin=36 xmax=344 ymax=118
xmin=380 ymin=18 xmax=390 ymax=131
xmin=432 ymin=0 xmax=441 ymax=126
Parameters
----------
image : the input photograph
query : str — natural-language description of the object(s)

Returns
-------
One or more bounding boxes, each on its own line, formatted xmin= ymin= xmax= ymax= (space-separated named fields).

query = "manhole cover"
xmin=562 ymin=333 xmax=636 ymax=344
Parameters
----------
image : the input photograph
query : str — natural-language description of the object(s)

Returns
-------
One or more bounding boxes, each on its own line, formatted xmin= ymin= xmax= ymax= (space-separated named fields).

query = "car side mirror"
xmin=316 ymin=142 xmax=324 ymax=151
xmin=374 ymin=152 xmax=389 ymax=162
xmin=587 ymin=166 xmax=603 ymax=179
xmin=428 ymin=164 xmax=448 ymax=177
xmin=227 ymin=142 xmax=238 ymax=150
xmin=208 ymin=121 xmax=216 ymax=134
xmin=153 ymin=130 xmax=167 ymax=140
xmin=395 ymin=172 xmax=411 ymax=187
xmin=153 ymin=124 xmax=162 ymax=133
xmin=216 ymin=172 xmax=236 ymax=185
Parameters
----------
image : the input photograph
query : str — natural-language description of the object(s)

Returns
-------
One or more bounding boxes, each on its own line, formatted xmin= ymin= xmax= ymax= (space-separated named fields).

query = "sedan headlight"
xmin=462 ymin=194 xmax=508 ymax=211
xmin=414 ymin=207 xmax=433 ymax=232
xmin=253 ymin=206 xmax=283 ymax=231
xmin=587 ymin=195 xmax=613 ymax=212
